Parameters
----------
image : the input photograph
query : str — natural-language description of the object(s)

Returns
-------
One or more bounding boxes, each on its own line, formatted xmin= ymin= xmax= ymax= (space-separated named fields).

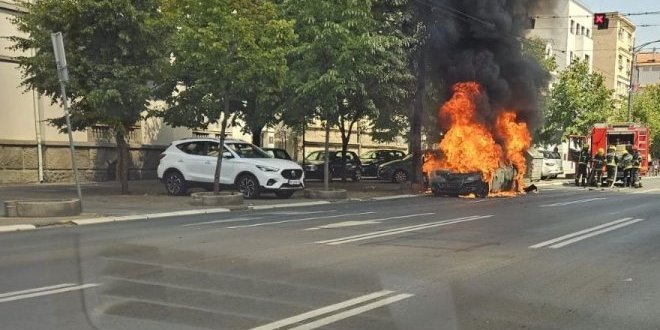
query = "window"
xmin=177 ymin=142 xmax=207 ymax=155
xmin=618 ymin=55 xmax=623 ymax=70
xmin=581 ymin=26 xmax=585 ymax=36
xmin=585 ymin=54 xmax=590 ymax=64
xmin=570 ymin=51 xmax=574 ymax=62
xmin=226 ymin=143 xmax=270 ymax=158
xmin=576 ymin=23 xmax=581 ymax=35
xmin=586 ymin=29 xmax=590 ymax=38
xmin=570 ymin=20 xmax=575 ymax=34
xmin=618 ymin=29 xmax=624 ymax=40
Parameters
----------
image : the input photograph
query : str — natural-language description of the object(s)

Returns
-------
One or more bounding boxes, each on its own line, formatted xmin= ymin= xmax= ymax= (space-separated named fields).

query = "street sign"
xmin=50 ymin=32 xmax=69 ymax=82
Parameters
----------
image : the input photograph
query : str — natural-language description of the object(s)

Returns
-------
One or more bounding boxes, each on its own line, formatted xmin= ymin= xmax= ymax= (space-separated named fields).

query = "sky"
xmin=581 ymin=0 xmax=660 ymax=48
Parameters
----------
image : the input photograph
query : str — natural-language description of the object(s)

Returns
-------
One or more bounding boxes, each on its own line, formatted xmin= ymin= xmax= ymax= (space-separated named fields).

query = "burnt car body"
xmin=429 ymin=166 xmax=517 ymax=198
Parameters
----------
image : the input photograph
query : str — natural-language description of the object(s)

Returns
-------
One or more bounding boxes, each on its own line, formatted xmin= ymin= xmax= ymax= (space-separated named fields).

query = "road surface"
xmin=1 ymin=181 xmax=659 ymax=329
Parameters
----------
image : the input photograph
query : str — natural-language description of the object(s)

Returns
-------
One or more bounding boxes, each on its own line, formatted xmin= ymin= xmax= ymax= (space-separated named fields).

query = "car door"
xmin=178 ymin=142 xmax=212 ymax=182
xmin=201 ymin=141 xmax=238 ymax=184
xmin=219 ymin=142 xmax=242 ymax=184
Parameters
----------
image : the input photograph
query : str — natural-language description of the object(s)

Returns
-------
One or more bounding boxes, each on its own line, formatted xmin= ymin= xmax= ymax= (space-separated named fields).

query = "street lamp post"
xmin=628 ymin=39 xmax=660 ymax=121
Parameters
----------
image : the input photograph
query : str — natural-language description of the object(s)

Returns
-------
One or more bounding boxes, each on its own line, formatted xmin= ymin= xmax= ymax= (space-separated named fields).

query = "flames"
xmin=424 ymin=82 xmax=531 ymax=194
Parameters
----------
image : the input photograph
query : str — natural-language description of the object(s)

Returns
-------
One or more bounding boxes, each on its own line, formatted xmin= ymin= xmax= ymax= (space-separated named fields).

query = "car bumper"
xmin=261 ymin=171 xmax=305 ymax=190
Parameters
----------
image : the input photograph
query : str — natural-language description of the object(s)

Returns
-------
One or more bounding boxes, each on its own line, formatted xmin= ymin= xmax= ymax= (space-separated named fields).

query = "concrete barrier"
xmin=304 ymin=189 xmax=348 ymax=200
xmin=4 ymin=199 xmax=82 ymax=217
xmin=190 ymin=192 xmax=244 ymax=206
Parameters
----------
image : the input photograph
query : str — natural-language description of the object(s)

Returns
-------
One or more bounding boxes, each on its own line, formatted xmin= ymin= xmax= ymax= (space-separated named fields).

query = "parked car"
xmin=360 ymin=149 xmax=406 ymax=177
xmin=429 ymin=166 xmax=516 ymax=198
xmin=377 ymin=154 xmax=413 ymax=183
xmin=303 ymin=150 xmax=362 ymax=181
xmin=157 ymin=138 xmax=304 ymax=198
xmin=262 ymin=147 xmax=292 ymax=160
xmin=540 ymin=150 xmax=563 ymax=179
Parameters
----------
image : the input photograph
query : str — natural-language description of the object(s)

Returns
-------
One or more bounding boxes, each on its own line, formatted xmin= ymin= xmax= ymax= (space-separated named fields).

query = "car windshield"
xmin=306 ymin=151 xmax=330 ymax=160
xmin=226 ymin=143 xmax=270 ymax=158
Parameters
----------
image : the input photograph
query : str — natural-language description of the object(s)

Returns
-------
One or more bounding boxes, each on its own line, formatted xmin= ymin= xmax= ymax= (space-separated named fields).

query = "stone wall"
xmin=0 ymin=140 xmax=165 ymax=184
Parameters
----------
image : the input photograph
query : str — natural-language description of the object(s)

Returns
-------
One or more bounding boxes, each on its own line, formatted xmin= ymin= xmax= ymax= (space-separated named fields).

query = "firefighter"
xmin=575 ymin=145 xmax=590 ymax=187
xmin=590 ymin=148 xmax=605 ymax=187
xmin=606 ymin=145 xmax=618 ymax=187
xmin=620 ymin=149 xmax=633 ymax=187
xmin=631 ymin=147 xmax=642 ymax=188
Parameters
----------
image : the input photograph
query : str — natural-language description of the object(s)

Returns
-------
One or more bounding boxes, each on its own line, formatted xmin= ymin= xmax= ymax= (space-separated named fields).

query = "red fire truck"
xmin=590 ymin=123 xmax=651 ymax=176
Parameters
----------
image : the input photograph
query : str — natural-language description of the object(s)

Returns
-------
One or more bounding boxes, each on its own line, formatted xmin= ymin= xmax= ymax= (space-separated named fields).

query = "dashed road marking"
xmin=540 ymin=197 xmax=607 ymax=207
xmin=227 ymin=212 xmax=376 ymax=229
xmin=530 ymin=217 xmax=645 ymax=249
xmin=304 ymin=213 xmax=435 ymax=230
xmin=0 ymin=283 xmax=100 ymax=303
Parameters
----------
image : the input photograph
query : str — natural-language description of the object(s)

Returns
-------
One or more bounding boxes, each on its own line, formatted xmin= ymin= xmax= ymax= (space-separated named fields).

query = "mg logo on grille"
xmin=290 ymin=170 xmax=296 ymax=178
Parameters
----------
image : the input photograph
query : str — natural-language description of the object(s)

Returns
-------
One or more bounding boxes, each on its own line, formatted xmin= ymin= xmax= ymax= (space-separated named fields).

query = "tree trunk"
xmin=251 ymin=125 xmax=263 ymax=146
xmin=411 ymin=50 xmax=426 ymax=185
xmin=323 ymin=117 xmax=331 ymax=191
xmin=213 ymin=98 xmax=231 ymax=194
xmin=115 ymin=132 xmax=130 ymax=195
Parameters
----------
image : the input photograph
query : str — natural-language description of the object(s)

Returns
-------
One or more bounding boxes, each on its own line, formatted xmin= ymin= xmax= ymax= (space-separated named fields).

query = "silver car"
xmin=541 ymin=150 xmax=563 ymax=179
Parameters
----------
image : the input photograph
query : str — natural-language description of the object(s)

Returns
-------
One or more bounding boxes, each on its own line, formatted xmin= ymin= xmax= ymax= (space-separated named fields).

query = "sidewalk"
xmin=0 ymin=179 xmax=418 ymax=228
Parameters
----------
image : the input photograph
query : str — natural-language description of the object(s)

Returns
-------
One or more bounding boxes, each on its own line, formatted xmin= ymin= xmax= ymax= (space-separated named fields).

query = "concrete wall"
xmin=0 ymin=140 xmax=164 ymax=184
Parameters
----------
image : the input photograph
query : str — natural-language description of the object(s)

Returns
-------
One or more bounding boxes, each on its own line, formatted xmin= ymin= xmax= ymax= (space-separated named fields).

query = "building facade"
xmin=634 ymin=51 xmax=660 ymax=89
xmin=528 ymin=0 xmax=594 ymax=75
xmin=592 ymin=12 xmax=636 ymax=103
xmin=0 ymin=1 xmax=406 ymax=184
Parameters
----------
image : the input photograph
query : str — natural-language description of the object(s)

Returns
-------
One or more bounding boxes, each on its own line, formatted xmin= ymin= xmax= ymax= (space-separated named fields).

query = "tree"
xmin=285 ymin=0 xmax=412 ymax=185
xmin=11 ymin=0 xmax=170 ymax=194
xmin=538 ymin=59 xmax=616 ymax=145
xmin=159 ymin=0 xmax=295 ymax=193
xmin=632 ymin=84 xmax=660 ymax=157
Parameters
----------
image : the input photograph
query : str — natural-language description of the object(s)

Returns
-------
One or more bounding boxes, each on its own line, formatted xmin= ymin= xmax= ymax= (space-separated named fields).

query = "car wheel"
xmin=237 ymin=174 xmax=261 ymax=199
xmin=165 ymin=170 xmax=188 ymax=196
xmin=392 ymin=170 xmax=409 ymax=183
xmin=476 ymin=183 xmax=489 ymax=198
xmin=352 ymin=170 xmax=361 ymax=182
xmin=275 ymin=190 xmax=295 ymax=199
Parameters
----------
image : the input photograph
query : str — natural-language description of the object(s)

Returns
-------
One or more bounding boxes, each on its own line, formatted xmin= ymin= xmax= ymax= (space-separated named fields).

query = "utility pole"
xmin=51 ymin=32 xmax=83 ymax=207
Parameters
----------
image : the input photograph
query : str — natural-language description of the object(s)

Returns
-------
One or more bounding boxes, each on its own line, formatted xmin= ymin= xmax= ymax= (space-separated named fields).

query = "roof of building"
xmin=636 ymin=52 xmax=660 ymax=64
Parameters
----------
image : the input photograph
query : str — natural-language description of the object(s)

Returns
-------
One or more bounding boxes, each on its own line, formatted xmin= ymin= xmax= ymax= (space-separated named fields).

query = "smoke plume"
xmin=423 ymin=0 xmax=555 ymax=130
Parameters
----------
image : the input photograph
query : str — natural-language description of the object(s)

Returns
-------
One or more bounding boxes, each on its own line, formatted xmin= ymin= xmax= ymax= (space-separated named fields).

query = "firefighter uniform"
xmin=606 ymin=146 xmax=618 ymax=187
xmin=590 ymin=148 xmax=605 ymax=187
xmin=575 ymin=145 xmax=590 ymax=187
xmin=631 ymin=148 xmax=642 ymax=188
xmin=621 ymin=150 xmax=633 ymax=187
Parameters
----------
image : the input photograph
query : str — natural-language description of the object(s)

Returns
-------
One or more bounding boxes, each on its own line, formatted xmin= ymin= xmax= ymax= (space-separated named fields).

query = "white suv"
xmin=157 ymin=138 xmax=304 ymax=198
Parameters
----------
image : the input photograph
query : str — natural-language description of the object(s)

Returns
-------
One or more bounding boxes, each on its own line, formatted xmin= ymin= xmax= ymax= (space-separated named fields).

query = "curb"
xmin=0 ymin=224 xmax=37 ymax=233
xmin=249 ymin=201 xmax=332 ymax=210
xmin=71 ymin=208 xmax=231 ymax=226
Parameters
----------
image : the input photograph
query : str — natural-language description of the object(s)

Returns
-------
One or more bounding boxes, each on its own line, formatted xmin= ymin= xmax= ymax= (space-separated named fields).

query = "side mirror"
xmin=222 ymin=151 xmax=233 ymax=159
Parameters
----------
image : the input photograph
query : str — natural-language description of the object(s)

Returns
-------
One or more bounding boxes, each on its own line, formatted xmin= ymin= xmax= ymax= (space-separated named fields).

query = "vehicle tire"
xmin=392 ymin=169 xmax=409 ymax=183
xmin=164 ymin=170 xmax=188 ymax=196
xmin=352 ymin=170 xmax=362 ymax=182
xmin=237 ymin=174 xmax=261 ymax=199
xmin=476 ymin=183 xmax=489 ymax=198
xmin=275 ymin=190 xmax=295 ymax=199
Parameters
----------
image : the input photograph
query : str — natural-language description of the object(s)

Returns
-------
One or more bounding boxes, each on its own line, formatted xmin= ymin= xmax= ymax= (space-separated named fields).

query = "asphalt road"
xmin=1 ymin=180 xmax=659 ymax=329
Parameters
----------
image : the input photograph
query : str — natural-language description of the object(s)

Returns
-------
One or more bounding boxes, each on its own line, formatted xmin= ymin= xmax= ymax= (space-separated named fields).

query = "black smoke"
xmin=422 ymin=0 xmax=555 ymax=130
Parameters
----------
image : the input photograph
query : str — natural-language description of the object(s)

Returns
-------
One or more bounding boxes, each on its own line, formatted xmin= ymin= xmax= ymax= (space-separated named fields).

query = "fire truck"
xmin=567 ymin=123 xmax=650 ymax=183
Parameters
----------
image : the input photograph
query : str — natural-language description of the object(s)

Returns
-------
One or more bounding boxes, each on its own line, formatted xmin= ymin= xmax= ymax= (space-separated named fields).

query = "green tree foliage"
xmin=160 ymin=0 xmax=295 ymax=192
xmin=539 ymin=59 xmax=616 ymax=145
xmin=632 ymin=85 xmax=660 ymax=157
xmin=285 ymin=0 xmax=413 ymax=184
xmin=522 ymin=37 xmax=557 ymax=74
xmin=10 ymin=0 xmax=171 ymax=194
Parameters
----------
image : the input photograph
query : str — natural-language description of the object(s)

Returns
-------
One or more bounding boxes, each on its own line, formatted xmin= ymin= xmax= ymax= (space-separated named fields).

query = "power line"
xmin=534 ymin=11 xmax=660 ymax=19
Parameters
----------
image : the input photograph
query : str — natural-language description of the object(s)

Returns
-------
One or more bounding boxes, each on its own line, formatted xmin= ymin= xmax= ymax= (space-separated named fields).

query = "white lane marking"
xmin=549 ymin=219 xmax=645 ymax=249
xmin=181 ymin=216 xmax=264 ymax=227
xmin=269 ymin=210 xmax=335 ymax=215
xmin=289 ymin=293 xmax=414 ymax=330
xmin=631 ymin=188 xmax=660 ymax=194
xmin=316 ymin=215 xmax=493 ymax=245
xmin=371 ymin=194 xmax=418 ymax=200
xmin=227 ymin=212 xmax=376 ymax=229
xmin=249 ymin=290 xmax=394 ymax=330
xmin=0 ymin=283 xmax=100 ymax=303
xmin=541 ymin=197 xmax=607 ymax=207
xmin=530 ymin=218 xmax=634 ymax=249
xmin=305 ymin=213 xmax=436 ymax=230
xmin=0 ymin=225 xmax=37 ymax=233
xmin=250 ymin=201 xmax=331 ymax=210
xmin=0 ymin=283 xmax=75 ymax=299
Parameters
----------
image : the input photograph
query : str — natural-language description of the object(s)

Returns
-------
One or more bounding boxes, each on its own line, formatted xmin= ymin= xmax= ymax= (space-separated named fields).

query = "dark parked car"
xmin=303 ymin=150 xmax=362 ymax=181
xmin=377 ymin=154 xmax=413 ymax=183
xmin=262 ymin=147 xmax=292 ymax=160
xmin=429 ymin=166 xmax=517 ymax=198
xmin=360 ymin=149 xmax=406 ymax=177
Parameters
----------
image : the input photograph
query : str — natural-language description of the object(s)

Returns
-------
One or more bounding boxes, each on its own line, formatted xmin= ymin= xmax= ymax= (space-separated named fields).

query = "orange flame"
xmin=424 ymin=82 xmax=531 ymax=194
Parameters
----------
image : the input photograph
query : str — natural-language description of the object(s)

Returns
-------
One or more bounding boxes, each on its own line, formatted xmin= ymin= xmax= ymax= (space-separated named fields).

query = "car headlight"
xmin=256 ymin=165 xmax=279 ymax=172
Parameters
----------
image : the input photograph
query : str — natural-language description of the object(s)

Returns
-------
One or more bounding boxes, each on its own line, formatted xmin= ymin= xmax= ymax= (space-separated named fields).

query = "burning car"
xmin=429 ymin=166 xmax=517 ymax=198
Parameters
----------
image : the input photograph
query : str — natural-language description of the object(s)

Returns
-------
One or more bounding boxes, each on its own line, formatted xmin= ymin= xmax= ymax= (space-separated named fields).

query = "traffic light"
xmin=594 ymin=13 xmax=609 ymax=30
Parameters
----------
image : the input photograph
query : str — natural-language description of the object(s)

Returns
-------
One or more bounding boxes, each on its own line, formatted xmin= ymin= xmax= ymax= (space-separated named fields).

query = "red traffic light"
xmin=594 ymin=13 xmax=609 ymax=29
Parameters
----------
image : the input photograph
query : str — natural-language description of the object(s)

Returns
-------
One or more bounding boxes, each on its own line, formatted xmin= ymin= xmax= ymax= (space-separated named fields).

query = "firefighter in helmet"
xmin=575 ymin=145 xmax=590 ymax=187
xmin=590 ymin=147 xmax=606 ymax=187
xmin=631 ymin=147 xmax=642 ymax=188
xmin=605 ymin=145 xmax=618 ymax=187
xmin=620 ymin=148 xmax=634 ymax=187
